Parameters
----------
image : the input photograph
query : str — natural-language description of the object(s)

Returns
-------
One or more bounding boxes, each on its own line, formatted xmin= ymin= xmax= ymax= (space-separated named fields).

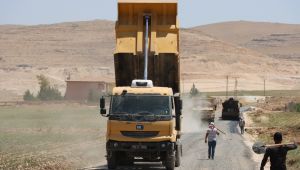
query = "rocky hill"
xmin=0 ymin=20 xmax=299 ymax=101
xmin=194 ymin=21 xmax=300 ymax=62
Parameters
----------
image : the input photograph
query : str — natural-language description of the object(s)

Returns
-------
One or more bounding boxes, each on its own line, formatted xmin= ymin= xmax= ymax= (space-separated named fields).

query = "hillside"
xmin=194 ymin=21 xmax=300 ymax=61
xmin=0 ymin=20 xmax=300 ymax=101
xmin=0 ymin=20 xmax=115 ymax=101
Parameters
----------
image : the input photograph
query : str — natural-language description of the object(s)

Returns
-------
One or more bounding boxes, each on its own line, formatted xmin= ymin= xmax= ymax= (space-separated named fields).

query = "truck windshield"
xmin=111 ymin=95 xmax=171 ymax=116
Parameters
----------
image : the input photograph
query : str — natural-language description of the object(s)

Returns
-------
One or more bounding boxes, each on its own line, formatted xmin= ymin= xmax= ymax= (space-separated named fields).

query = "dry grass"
xmin=0 ymin=103 xmax=107 ymax=169
xmin=248 ymin=111 xmax=300 ymax=170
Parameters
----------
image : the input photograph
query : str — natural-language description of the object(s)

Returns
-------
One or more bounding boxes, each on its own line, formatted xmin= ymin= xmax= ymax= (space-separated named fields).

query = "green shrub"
xmin=23 ymin=90 xmax=36 ymax=101
xmin=296 ymin=103 xmax=300 ymax=112
xmin=190 ymin=83 xmax=199 ymax=97
xmin=36 ymin=75 xmax=63 ymax=101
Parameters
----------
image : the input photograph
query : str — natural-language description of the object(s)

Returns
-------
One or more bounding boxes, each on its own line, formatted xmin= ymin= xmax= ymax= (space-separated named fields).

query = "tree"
xmin=36 ymin=75 xmax=63 ymax=101
xmin=23 ymin=90 xmax=35 ymax=101
xmin=190 ymin=83 xmax=199 ymax=97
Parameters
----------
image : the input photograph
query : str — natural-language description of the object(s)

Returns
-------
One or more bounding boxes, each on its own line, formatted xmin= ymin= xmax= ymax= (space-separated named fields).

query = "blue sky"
xmin=0 ymin=0 xmax=299 ymax=28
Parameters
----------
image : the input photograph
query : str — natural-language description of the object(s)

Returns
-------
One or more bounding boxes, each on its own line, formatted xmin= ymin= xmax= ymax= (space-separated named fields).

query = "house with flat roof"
xmin=65 ymin=78 xmax=114 ymax=101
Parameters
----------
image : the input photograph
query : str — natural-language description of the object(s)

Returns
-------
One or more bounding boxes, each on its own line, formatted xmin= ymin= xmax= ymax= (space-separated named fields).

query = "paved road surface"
xmin=85 ymin=109 xmax=259 ymax=170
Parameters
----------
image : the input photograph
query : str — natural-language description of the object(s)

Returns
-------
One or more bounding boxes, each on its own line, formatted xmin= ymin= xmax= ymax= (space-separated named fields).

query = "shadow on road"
xmin=229 ymin=120 xmax=239 ymax=134
xmin=217 ymin=117 xmax=240 ymax=134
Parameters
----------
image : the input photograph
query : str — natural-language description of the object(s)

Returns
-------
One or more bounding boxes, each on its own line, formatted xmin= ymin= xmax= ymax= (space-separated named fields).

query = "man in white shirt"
xmin=205 ymin=122 xmax=220 ymax=160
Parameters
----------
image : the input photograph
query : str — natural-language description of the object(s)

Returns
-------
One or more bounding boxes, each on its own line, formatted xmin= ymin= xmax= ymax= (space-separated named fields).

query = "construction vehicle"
xmin=100 ymin=0 xmax=182 ymax=169
xmin=192 ymin=97 xmax=216 ymax=122
xmin=222 ymin=97 xmax=240 ymax=120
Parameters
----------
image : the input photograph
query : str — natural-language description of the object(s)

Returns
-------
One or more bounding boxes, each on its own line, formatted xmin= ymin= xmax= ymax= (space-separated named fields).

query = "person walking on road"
xmin=239 ymin=117 xmax=245 ymax=134
xmin=260 ymin=132 xmax=298 ymax=170
xmin=205 ymin=122 xmax=219 ymax=160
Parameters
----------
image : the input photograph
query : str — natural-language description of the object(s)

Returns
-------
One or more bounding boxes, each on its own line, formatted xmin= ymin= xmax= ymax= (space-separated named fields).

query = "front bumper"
xmin=106 ymin=140 xmax=175 ymax=152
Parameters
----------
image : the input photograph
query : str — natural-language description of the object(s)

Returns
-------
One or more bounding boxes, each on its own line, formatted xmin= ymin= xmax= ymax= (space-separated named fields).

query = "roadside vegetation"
xmin=23 ymin=75 xmax=63 ymax=101
xmin=189 ymin=83 xmax=199 ymax=97
xmin=0 ymin=103 xmax=106 ymax=169
xmin=248 ymin=111 xmax=300 ymax=170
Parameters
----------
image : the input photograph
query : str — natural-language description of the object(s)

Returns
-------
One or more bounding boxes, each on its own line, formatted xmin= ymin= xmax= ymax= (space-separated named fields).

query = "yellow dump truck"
xmin=100 ymin=0 xmax=182 ymax=169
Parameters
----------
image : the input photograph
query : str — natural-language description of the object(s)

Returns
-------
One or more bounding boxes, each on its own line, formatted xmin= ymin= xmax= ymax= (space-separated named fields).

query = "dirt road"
xmin=85 ymin=110 xmax=258 ymax=170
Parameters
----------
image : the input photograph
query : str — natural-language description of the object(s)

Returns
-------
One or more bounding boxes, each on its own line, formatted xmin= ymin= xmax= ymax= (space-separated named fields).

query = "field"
xmin=0 ymin=103 xmax=107 ymax=169
xmin=248 ymin=111 xmax=300 ymax=170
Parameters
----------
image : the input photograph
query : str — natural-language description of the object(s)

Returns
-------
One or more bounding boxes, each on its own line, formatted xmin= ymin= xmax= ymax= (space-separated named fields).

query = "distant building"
xmin=65 ymin=80 xmax=114 ymax=101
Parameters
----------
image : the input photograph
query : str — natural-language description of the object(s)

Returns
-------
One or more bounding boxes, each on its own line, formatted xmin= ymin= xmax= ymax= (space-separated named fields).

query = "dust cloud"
xmin=182 ymin=96 xmax=210 ymax=133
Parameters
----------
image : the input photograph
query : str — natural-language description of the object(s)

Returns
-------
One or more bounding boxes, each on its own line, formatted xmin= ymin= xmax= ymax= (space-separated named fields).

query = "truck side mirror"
xmin=178 ymin=99 xmax=183 ymax=111
xmin=175 ymin=99 xmax=183 ymax=114
xmin=100 ymin=96 xmax=107 ymax=116
xmin=174 ymin=97 xmax=182 ymax=131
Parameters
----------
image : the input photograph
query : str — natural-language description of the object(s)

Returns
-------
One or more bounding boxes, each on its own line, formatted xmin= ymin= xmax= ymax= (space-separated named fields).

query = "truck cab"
xmin=100 ymin=80 xmax=182 ymax=169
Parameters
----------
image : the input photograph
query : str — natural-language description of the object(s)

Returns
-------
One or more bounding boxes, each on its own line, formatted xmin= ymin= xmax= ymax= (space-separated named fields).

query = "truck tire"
xmin=165 ymin=150 xmax=175 ymax=170
xmin=107 ymin=151 xmax=117 ymax=169
xmin=175 ymin=144 xmax=181 ymax=167
xmin=119 ymin=156 xmax=134 ymax=166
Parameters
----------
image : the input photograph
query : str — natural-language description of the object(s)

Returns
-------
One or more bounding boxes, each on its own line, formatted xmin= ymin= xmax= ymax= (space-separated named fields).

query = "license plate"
xmin=132 ymin=145 xmax=147 ymax=149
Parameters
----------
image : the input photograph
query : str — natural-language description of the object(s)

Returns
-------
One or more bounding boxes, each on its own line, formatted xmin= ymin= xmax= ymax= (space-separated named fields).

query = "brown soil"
xmin=0 ymin=20 xmax=300 ymax=101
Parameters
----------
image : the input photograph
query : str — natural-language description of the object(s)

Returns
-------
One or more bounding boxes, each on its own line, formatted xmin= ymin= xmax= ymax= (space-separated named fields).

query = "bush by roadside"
xmin=23 ymin=75 xmax=63 ymax=101
xmin=23 ymin=90 xmax=36 ymax=101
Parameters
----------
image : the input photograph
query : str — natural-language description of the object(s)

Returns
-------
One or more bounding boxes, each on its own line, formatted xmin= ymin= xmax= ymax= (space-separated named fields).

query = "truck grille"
xmin=121 ymin=131 xmax=159 ymax=138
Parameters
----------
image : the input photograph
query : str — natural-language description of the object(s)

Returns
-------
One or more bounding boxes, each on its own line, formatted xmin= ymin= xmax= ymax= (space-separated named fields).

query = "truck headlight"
xmin=113 ymin=142 xmax=118 ymax=148
xmin=161 ymin=143 xmax=166 ymax=148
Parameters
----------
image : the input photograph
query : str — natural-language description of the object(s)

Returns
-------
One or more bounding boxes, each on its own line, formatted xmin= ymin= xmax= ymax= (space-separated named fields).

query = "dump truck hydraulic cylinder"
xmin=144 ymin=15 xmax=150 ymax=80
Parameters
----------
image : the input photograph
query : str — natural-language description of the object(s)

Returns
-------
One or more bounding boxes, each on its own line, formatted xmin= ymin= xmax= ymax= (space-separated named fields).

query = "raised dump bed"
xmin=114 ymin=0 xmax=180 ymax=94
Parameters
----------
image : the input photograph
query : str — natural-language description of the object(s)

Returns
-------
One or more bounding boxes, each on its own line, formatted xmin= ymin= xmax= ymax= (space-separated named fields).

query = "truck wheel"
xmin=119 ymin=157 xmax=134 ymax=166
xmin=165 ymin=151 xmax=175 ymax=170
xmin=107 ymin=151 xmax=117 ymax=169
xmin=175 ymin=144 xmax=181 ymax=167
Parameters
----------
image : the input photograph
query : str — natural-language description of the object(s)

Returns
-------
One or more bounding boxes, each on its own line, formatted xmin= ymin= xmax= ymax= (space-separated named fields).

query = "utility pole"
xmin=226 ymin=75 xmax=229 ymax=99
xmin=264 ymin=78 xmax=266 ymax=97
xmin=234 ymin=77 xmax=238 ymax=99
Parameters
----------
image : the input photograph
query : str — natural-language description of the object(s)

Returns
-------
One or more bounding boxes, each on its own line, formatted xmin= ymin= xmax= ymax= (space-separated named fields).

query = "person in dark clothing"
xmin=260 ymin=132 xmax=298 ymax=170
xmin=239 ymin=117 xmax=245 ymax=134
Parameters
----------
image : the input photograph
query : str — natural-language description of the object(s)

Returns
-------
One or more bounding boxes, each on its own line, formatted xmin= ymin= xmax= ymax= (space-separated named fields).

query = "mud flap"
xmin=175 ymin=142 xmax=182 ymax=167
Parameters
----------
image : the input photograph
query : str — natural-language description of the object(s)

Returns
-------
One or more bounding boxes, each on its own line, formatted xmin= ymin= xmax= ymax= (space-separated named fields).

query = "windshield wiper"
xmin=135 ymin=111 xmax=154 ymax=115
xmin=134 ymin=111 xmax=161 ymax=121
xmin=110 ymin=112 xmax=134 ymax=120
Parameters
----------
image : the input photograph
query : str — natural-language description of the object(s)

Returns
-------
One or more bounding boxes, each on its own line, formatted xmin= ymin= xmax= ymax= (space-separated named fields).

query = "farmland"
xmin=0 ymin=103 xmax=106 ymax=169
xmin=247 ymin=111 xmax=300 ymax=170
